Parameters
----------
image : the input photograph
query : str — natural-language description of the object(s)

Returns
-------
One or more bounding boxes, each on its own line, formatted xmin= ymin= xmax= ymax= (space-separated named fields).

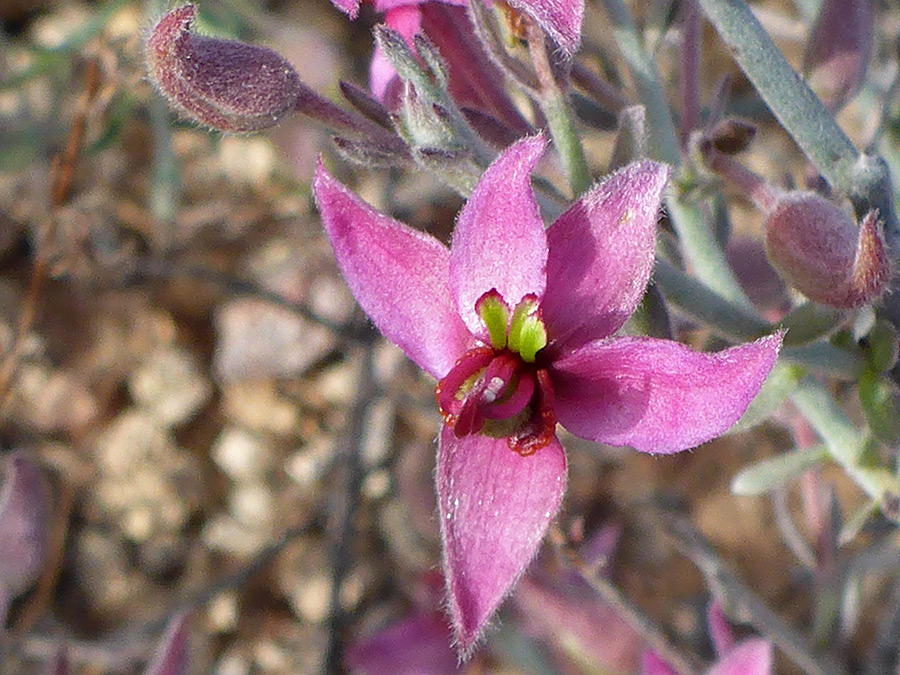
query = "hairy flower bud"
xmin=765 ymin=193 xmax=890 ymax=308
xmin=146 ymin=5 xmax=301 ymax=132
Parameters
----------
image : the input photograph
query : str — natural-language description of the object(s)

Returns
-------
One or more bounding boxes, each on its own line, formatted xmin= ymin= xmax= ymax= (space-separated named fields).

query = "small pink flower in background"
xmin=643 ymin=602 xmax=773 ymax=675
xmin=514 ymin=524 xmax=644 ymax=672
xmin=314 ymin=134 xmax=782 ymax=654
xmin=343 ymin=0 xmax=532 ymax=135
xmin=345 ymin=611 xmax=462 ymax=674
xmin=0 ymin=452 xmax=49 ymax=628
xmin=802 ymin=0 xmax=873 ymax=113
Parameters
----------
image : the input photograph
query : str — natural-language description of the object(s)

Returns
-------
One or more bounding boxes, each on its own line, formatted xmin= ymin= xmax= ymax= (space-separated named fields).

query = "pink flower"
xmin=313 ymin=135 xmax=782 ymax=654
xmin=643 ymin=603 xmax=774 ymax=675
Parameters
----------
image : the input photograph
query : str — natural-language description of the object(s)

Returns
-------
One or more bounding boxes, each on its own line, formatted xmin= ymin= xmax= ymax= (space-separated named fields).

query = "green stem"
xmin=598 ymin=0 xmax=681 ymax=165
xmin=599 ymin=0 xmax=754 ymax=309
xmin=526 ymin=21 xmax=591 ymax=196
xmin=791 ymin=377 xmax=897 ymax=501
xmin=666 ymin=194 xmax=754 ymax=309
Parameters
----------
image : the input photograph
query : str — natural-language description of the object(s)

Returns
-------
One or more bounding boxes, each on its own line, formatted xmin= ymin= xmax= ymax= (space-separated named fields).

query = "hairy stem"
xmin=526 ymin=21 xmax=591 ymax=196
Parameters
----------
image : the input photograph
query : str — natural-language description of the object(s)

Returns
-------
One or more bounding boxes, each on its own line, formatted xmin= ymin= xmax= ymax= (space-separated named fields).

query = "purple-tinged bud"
xmin=144 ymin=614 xmax=190 ymax=675
xmin=0 ymin=453 xmax=49 ymax=597
xmin=802 ymin=0 xmax=873 ymax=112
xmin=146 ymin=5 xmax=301 ymax=132
xmin=708 ymin=117 xmax=757 ymax=156
xmin=765 ymin=193 xmax=890 ymax=309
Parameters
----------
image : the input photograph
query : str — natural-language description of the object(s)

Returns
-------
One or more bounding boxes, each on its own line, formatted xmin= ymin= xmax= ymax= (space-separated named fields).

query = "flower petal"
xmin=437 ymin=426 xmax=566 ymax=656
xmin=543 ymin=160 xmax=670 ymax=355
xmin=450 ymin=135 xmax=548 ymax=337
xmin=375 ymin=0 xmax=466 ymax=10
xmin=707 ymin=601 xmax=736 ymax=657
xmin=551 ymin=334 xmax=782 ymax=454
xmin=330 ymin=0 xmax=361 ymax=18
xmin=344 ymin=612 xmax=459 ymax=674
xmin=508 ymin=0 xmax=585 ymax=56
xmin=641 ymin=651 xmax=679 ymax=675
xmin=0 ymin=453 xmax=48 ymax=596
xmin=143 ymin=614 xmax=190 ymax=675
xmin=708 ymin=639 xmax=773 ymax=675
xmin=314 ymin=162 xmax=470 ymax=378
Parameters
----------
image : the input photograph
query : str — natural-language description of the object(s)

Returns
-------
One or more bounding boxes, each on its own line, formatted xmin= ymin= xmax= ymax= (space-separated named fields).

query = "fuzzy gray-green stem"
xmin=526 ymin=21 xmax=591 ymax=197
xmin=791 ymin=377 xmax=898 ymax=502
xmin=599 ymin=0 xmax=754 ymax=309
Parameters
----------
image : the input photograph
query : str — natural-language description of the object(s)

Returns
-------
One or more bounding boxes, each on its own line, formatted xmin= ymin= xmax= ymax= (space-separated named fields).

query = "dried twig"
xmin=0 ymin=57 xmax=103 ymax=422
xmin=549 ymin=524 xmax=703 ymax=675
xmin=653 ymin=507 xmax=847 ymax=675
xmin=323 ymin=340 xmax=377 ymax=674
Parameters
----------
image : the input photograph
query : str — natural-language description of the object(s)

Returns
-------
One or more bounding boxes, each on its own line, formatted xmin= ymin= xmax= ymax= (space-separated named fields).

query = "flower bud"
xmin=0 ymin=453 xmax=49 ymax=597
xmin=802 ymin=0 xmax=873 ymax=112
xmin=146 ymin=5 xmax=301 ymax=132
xmin=765 ymin=193 xmax=890 ymax=308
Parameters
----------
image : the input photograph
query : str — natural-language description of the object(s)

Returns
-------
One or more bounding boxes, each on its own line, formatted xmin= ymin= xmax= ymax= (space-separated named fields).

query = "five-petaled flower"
xmin=313 ymin=134 xmax=782 ymax=655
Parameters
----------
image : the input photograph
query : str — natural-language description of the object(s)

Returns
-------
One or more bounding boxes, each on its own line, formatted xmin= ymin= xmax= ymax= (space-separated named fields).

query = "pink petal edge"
xmin=436 ymin=427 xmax=567 ymax=657
xmin=708 ymin=639 xmax=773 ymax=675
xmin=551 ymin=333 xmax=783 ymax=454
xmin=507 ymin=0 xmax=585 ymax=56
xmin=450 ymin=135 xmax=549 ymax=339
xmin=543 ymin=160 xmax=670 ymax=355
xmin=143 ymin=614 xmax=190 ymax=675
xmin=641 ymin=650 xmax=679 ymax=675
xmin=330 ymin=0 xmax=361 ymax=18
xmin=313 ymin=162 xmax=471 ymax=379
xmin=708 ymin=601 xmax=736 ymax=657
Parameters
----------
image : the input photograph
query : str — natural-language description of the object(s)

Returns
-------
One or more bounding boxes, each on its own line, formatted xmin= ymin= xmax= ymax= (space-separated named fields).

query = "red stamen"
xmin=508 ymin=369 xmax=557 ymax=456
xmin=436 ymin=347 xmax=494 ymax=421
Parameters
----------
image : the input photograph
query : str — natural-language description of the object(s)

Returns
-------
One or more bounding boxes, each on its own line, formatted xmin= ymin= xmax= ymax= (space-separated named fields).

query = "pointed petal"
xmin=344 ymin=612 xmax=460 ymax=674
xmin=543 ymin=160 xmax=670 ymax=355
xmin=641 ymin=651 xmax=679 ymax=675
xmin=0 ymin=453 xmax=48 ymax=596
xmin=314 ymin=163 xmax=471 ymax=379
xmin=143 ymin=614 xmax=190 ymax=675
xmin=437 ymin=426 xmax=566 ymax=656
xmin=551 ymin=334 xmax=782 ymax=454
xmin=330 ymin=0 xmax=361 ymax=18
xmin=708 ymin=601 xmax=736 ymax=657
xmin=508 ymin=0 xmax=585 ymax=56
xmin=708 ymin=639 xmax=773 ymax=675
xmin=450 ymin=135 xmax=548 ymax=337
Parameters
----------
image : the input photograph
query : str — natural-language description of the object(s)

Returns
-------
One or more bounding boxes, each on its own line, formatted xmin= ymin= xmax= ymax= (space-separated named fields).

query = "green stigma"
xmin=477 ymin=291 xmax=509 ymax=349
xmin=508 ymin=298 xmax=547 ymax=363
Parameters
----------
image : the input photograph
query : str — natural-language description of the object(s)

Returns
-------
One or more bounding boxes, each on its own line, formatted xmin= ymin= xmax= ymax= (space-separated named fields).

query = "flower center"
xmin=436 ymin=290 xmax=556 ymax=456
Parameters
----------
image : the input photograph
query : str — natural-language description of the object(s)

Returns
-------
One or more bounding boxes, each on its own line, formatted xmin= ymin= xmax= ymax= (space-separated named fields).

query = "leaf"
xmin=858 ymin=367 xmax=900 ymax=446
xmin=731 ymin=444 xmax=829 ymax=496
xmin=728 ymin=362 xmax=798 ymax=435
